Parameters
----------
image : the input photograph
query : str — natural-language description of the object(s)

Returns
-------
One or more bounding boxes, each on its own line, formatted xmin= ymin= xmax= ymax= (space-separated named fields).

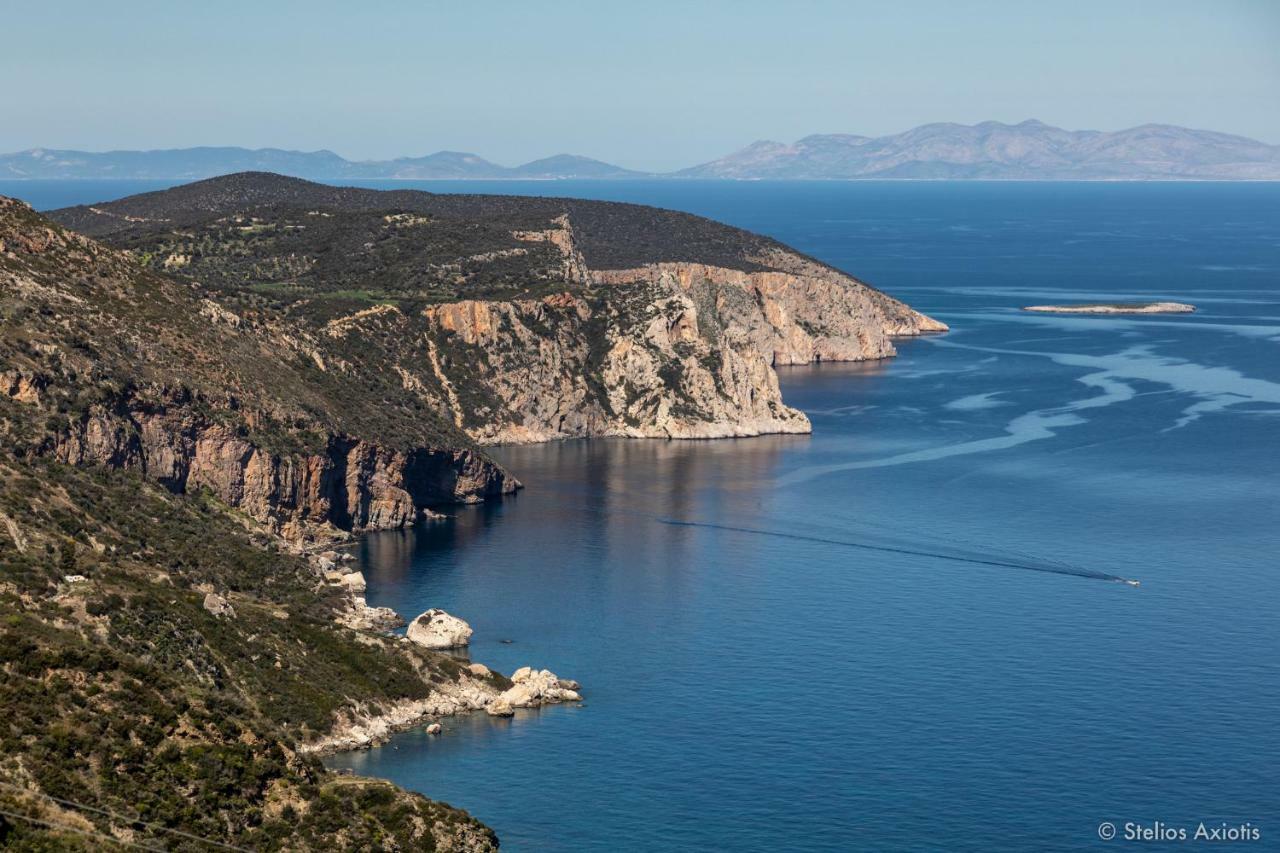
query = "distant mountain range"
xmin=679 ymin=120 xmax=1280 ymax=180
xmin=5 ymin=121 xmax=1279 ymax=180
xmin=0 ymin=147 xmax=649 ymax=181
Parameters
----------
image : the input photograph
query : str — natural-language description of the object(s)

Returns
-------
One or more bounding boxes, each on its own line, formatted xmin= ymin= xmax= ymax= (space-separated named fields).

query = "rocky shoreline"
xmin=307 ymin=553 xmax=583 ymax=756
xmin=300 ymin=653 xmax=584 ymax=756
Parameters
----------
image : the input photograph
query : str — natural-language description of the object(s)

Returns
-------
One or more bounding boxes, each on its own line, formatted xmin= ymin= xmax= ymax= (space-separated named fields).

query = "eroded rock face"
xmin=419 ymin=240 xmax=945 ymax=445
xmin=750 ymin=248 xmax=948 ymax=337
xmin=406 ymin=609 xmax=473 ymax=649
xmin=423 ymin=280 xmax=812 ymax=444
xmin=596 ymin=262 xmax=898 ymax=366
xmin=48 ymin=408 xmax=517 ymax=538
xmin=1 ymin=369 xmax=43 ymax=404
xmin=338 ymin=598 xmax=404 ymax=632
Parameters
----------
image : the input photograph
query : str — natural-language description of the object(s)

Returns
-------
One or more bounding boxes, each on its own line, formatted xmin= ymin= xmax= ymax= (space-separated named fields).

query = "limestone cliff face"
xmin=751 ymin=247 xmax=949 ymax=337
xmin=421 ymin=279 xmax=810 ymax=444
xmin=595 ymin=262 xmax=898 ymax=365
xmin=412 ymin=227 xmax=945 ymax=445
xmin=47 ymin=402 xmax=516 ymax=538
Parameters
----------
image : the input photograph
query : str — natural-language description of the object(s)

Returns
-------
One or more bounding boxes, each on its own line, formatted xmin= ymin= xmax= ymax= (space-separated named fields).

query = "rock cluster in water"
xmin=486 ymin=667 xmax=582 ymax=717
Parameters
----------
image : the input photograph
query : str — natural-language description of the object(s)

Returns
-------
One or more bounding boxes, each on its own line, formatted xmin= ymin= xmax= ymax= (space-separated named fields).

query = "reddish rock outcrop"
xmin=50 ymin=404 xmax=516 ymax=537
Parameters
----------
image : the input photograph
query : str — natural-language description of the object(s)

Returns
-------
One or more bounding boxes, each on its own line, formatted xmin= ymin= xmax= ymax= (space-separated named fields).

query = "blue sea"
xmin=8 ymin=180 xmax=1279 ymax=850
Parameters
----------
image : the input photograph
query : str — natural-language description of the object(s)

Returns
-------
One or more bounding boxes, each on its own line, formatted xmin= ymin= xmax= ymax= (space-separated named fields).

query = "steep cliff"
xmin=407 ymin=215 xmax=943 ymax=443
xmin=52 ymin=412 xmax=510 ymax=535
xmin=1 ymin=195 xmax=516 ymax=539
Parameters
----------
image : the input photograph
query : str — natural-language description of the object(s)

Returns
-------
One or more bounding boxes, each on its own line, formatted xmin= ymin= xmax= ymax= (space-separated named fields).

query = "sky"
xmin=4 ymin=1 xmax=1278 ymax=171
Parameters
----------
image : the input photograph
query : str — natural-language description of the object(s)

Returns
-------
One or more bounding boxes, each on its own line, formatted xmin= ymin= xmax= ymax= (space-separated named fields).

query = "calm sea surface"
xmin=8 ymin=180 xmax=1279 ymax=850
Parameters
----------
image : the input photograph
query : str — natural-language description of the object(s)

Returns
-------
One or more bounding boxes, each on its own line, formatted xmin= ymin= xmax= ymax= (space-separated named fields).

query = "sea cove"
xmin=323 ymin=182 xmax=1280 ymax=851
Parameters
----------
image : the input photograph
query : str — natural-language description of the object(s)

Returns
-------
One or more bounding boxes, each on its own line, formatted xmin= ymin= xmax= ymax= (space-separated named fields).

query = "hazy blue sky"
xmin=5 ymin=1 xmax=1278 ymax=170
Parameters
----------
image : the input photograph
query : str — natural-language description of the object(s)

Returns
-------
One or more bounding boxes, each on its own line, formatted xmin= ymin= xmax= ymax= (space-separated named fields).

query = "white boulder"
xmin=406 ymin=609 xmax=473 ymax=649
xmin=202 ymin=592 xmax=236 ymax=618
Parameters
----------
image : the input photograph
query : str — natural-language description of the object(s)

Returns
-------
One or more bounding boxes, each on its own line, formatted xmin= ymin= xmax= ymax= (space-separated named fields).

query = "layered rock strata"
xmin=418 ymin=251 xmax=946 ymax=445
xmin=50 ymin=410 xmax=513 ymax=537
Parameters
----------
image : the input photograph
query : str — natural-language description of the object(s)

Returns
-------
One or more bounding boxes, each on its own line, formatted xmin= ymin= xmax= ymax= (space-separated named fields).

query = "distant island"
xmin=4 ymin=120 xmax=1279 ymax=181
xmin=1023 ymin=302 xmax=1197 ymax=314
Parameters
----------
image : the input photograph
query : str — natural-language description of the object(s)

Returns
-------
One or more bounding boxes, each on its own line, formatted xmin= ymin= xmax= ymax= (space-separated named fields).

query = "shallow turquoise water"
xmin=10 ymin=180 xmax=1279 ymax=850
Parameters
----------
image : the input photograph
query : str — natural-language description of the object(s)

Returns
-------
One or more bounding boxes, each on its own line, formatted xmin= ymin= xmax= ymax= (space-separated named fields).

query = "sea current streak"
xmin=658 ymin=518 xmax=1139 ymax=585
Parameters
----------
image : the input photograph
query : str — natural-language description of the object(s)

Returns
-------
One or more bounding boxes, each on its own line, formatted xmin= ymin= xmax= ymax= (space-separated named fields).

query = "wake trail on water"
xmin=657 ymin=518 xmax=1139 ymax=586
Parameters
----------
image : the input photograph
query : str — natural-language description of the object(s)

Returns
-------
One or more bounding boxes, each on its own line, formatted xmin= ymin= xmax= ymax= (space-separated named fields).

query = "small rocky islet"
xmin=1022 ymin=301 xmax=1195 ymax=314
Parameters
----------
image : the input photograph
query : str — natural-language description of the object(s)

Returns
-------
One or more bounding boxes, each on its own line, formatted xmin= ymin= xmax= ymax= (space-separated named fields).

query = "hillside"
xmin=3 ymin=192 xmax=517 ymax=538
xmin=0 ymin=195 xmax=519 ymax=849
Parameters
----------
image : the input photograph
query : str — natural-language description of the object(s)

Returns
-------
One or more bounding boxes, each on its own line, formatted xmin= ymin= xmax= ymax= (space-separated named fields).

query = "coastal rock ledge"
xmin=303 ymin=662 xmax=583 ymax=752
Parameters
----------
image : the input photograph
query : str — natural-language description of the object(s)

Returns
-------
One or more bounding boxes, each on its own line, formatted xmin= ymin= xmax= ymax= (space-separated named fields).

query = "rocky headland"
xmin=48 ymin=173 xmax=944 ymax=447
